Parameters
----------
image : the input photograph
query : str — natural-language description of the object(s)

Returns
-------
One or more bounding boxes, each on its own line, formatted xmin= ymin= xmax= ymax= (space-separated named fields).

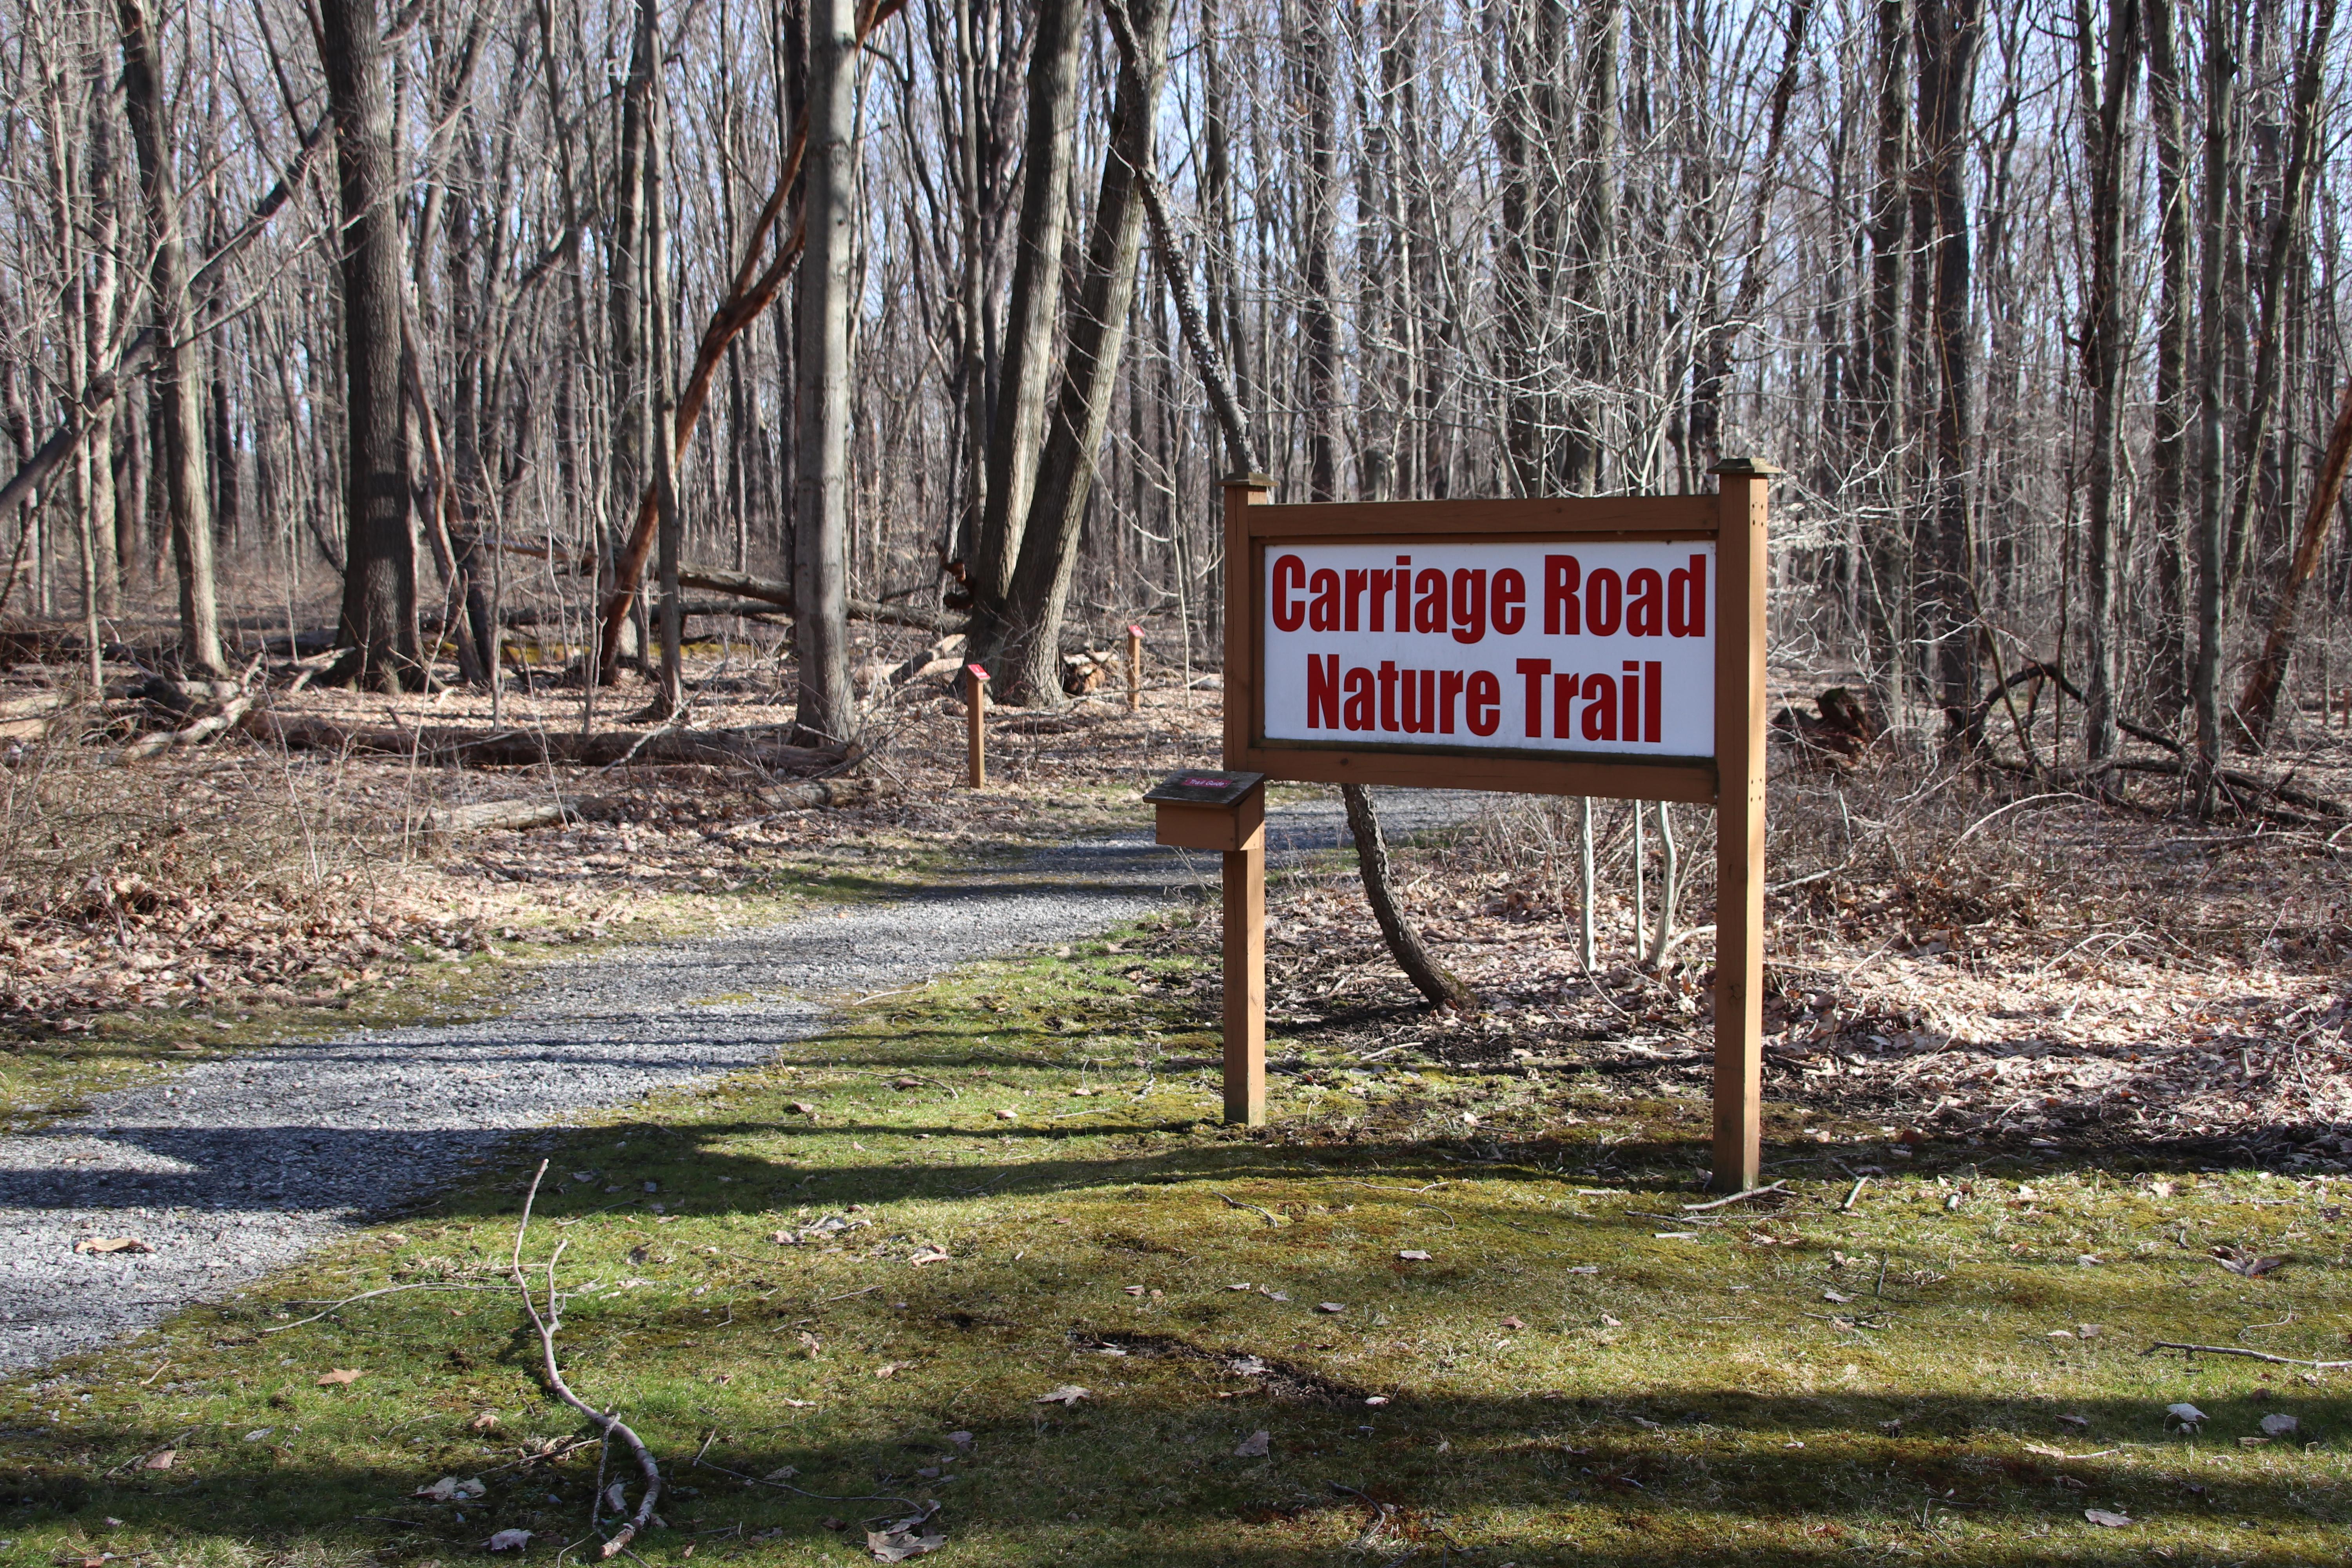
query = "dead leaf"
xmin=1500 ymin=1315 xmax=1526 ymax=1330
xmin=1035 ymin=1385 xmax=1090 ymax=1406
xmin=2260 ymin=1413 xmax=2299 ymax=1437
xmin=907 ymin=1248 xmax=951 ymax=1267
xmin=1123 ymin=1285 xmax=1146 ymax=1296
xmin=414 ymin=1476 xmax=487 ymax=1502
xmin=1823 ymin=1289 xmax=1854 ymax=1304
xmin=820 ymin=1516 xmax=848 ymax=1531
xmin=789 ymin=1101 xmax=817 ymax=1116
xmin=1396 ymin=1250 xmax=1431 ymax=1261
xmin=995 ymin=1108 xmax=1018 ymax=1120
xmin=140 ymin=1449 xmax=175 ymax=1470
xmin=486 ymin=1528 xmax=534 ymax=1552
xmin=73 ymin=1236 xmax=152 ymax=1255
xmin=316 ymin=1368 xmax=363 ymax=1386
xmin=866 ymin=1521 xmax=945 ymax=1562
xmin=2057 ymin=1414 xmax=2089 ymax=1429
xmin=1234 ymin=1429 xmax=1271 ymax=1457
xmin=2166 ymin=1403 xmax=2207 ymax=1429
xmin=874 ymin=1363 xmax=905 ymax=1378
xmin=2024 ymin=1443 xmax=2069 ymax=1459
xmin=1317 ymin=1301 xmax=1346 ymax=1314
xmin=469 ymin=1411 xmax=500 ymax=1432
xmin=2211 ymin=1245 xmax=2285 ymax=1278
xmin=2083 ymin=1510 xmax=2132 ymax=1528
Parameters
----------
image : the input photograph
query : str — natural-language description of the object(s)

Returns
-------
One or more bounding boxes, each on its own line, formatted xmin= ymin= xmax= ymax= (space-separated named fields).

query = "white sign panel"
xmin=1260 ymin=542 xmax=1716 ymax=759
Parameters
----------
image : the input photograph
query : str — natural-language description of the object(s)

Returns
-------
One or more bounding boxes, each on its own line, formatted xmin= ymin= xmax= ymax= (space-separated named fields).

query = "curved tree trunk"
xmin=1342 ymin=784 xmax=1477 ymax=1011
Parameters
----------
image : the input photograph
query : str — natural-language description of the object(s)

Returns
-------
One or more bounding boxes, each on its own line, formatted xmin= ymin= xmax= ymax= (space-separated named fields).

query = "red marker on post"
xmin=1125 ymin=625 xmax=1144 ymax=711
xmin=965 ymin=663 xmax=989 ymax=788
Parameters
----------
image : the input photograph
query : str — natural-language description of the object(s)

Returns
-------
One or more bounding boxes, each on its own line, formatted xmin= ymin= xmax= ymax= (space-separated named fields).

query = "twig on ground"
xmin=510 ymin=1160 xmax=664 ymax=1558
xmin=1213 ymin=1190 xmax=1282 ymax=1226
xmin=2140 ymin=1341 xmax=2352 ymax=1369
xmin=1839 ymin=1175 xmax=1871 ymax=1212
xmin=262 ymin=1282 xmax=508 ymax=1332
xmin=689 ymin=1453 xmax=921 ymax=1512
xmin=1681 ymin=1180 xmax=1788 ymax=1212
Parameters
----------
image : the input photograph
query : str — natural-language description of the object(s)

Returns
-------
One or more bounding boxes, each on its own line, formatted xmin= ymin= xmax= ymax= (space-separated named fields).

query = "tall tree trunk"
xmin=1916 ymin=0 xmax=1983 ymax=739
xmin=642 ymin=0 xmax=686 ymax=719
xmin=992 ymin=0 xmax=1174 ymax=706
xmin=2189 ymin=0 xmax=2238 ymax=802
xmin=605 ymin=0 xmax=654 ymax=682
xmin=81 ymin=24 xmax=120 ymax=613
xmin=2076 ymin=0 xmax=2141 ymax=767
xmin=964 ymin=0 xmax=1084 ymax=658
xmin=116 ymin=0 xmax=223 ymax=675
xmin=1560 ymin=0 xmax=1619 ymax=494
xmin=1860 ymin=0 xmax=1910 ymax=711
xmin=1298 ymin=8 xmax=1339 ymax=501
xmin=320 ymin=0 xmax=420 ymax=688
xmin=2145 ymin=0 xmax=2191 ymax=716
xmin=791 ymin=0 xmax=858 ymax=742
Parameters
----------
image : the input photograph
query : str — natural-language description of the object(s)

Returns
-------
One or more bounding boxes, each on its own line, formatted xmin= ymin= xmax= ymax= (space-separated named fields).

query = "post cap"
xmin=966 ymin=663 xmax=989 ymax=681
xmin=1222 ymin=472 xmax=1276 ymax=490
xmin=1707 ymin=456 xmax=1783 ymax=477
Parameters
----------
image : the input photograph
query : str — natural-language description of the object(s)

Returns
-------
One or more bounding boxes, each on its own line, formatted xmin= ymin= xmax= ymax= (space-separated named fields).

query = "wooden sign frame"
xmin=1211 ymin=463 xmax=1774 ymax=1191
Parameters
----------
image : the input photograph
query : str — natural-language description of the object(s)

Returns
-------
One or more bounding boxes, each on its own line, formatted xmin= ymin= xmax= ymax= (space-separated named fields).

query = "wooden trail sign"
xmin=1173 ymin=463 xmax=1774 ymax=1190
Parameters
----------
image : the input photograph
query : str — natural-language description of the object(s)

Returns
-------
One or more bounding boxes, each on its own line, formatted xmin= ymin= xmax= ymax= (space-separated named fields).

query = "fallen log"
xmin=122 ymin=693 xmax=258 ymax=762
xmin=425 ymin=775 xmax=885 ymax=841
xmin=242 ymin=711 xmax=848 ymax=772
xmin=423 ymin=797 xmax=579 ymax=840
xmin=675 ymin=564 xmax=961 ymax=635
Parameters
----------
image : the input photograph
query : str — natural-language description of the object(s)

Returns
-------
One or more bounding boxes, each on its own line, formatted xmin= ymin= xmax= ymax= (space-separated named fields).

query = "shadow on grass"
xmin=18 ymin=1377 xmax=2344 ymax=1562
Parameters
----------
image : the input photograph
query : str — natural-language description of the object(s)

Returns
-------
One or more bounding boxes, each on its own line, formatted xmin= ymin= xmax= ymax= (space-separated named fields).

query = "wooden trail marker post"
xmin=1152 ymin=464 xmax=1776 ymax=1190
xmin=1126 ymin=625 xmax=1144 ymax=711
xmin=965 ymin=663 xmax=988 ymax=788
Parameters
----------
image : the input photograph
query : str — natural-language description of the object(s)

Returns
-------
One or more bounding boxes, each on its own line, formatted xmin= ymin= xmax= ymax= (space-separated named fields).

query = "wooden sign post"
xmin=965 ymin=663 xmax=988 ymax=788
xmin=1209 ymin=463 xmax=1776 ymax=1190
xmin=1126 ymin=625 xmax=1144 ymax=711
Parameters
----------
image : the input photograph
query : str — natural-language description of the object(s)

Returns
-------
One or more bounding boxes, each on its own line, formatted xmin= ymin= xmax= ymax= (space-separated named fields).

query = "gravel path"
xmin=0 ymin=788 xmax=1495 ymax=1374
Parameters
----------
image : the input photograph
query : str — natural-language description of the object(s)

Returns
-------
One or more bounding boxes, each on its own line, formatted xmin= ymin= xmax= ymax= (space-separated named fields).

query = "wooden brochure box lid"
xmin=1145 ymin=769 xmax=1266 ymax=853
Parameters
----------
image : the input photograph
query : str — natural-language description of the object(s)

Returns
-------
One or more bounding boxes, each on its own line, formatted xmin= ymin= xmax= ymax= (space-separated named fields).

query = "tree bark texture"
xmin=791 ymin=0 xmax=858 ymax=743
xmin=2077 ymin=0 xmax=2141 ymax=766
xmin=320 ymin=0 xmax=421 ymax=688
xmin=965 ymin=0 xmax=1084 ymax=637
xmin=988 ymin=0 xmax=1173 ymax=706
xmin=115 ymin=0 xmax=223 ymax=676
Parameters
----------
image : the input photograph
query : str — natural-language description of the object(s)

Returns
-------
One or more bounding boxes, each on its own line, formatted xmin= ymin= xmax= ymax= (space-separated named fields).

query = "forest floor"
xmin=1 ymin=624 xmax=2350 ymax=1563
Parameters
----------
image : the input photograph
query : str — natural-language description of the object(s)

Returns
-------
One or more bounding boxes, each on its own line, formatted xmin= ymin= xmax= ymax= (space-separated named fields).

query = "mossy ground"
xmin=4 ymin=916 xmax=2347 ymax=1567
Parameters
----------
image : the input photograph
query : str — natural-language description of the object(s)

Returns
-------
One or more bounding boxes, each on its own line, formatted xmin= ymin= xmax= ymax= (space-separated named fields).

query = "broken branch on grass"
xmin=510 ymin=1160 xmax=663 ymax=1557
xmin=1681 ymin=1179 xmax=1788 ymax=1213
xmin=2141 ymin=1341 xmax=2352 ymax=1369
xmin=1838 ymin=1175 xmax=1871 ymax=1212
